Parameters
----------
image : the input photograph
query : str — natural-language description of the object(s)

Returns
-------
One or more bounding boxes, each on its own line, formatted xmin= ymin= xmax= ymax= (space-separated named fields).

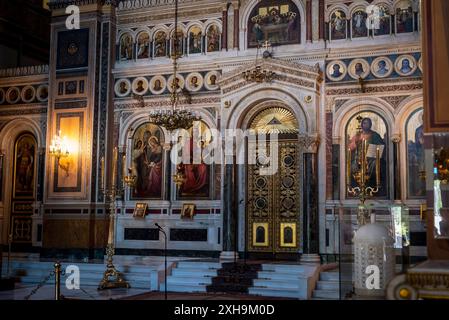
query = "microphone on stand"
xmin=155 ymin=223 xmax=163 ymax=230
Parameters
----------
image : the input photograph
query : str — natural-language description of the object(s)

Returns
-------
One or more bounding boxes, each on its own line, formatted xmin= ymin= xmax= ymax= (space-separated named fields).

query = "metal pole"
xmin=54 ymin=262 xmax=61 ymax=301
xmin=164 ymin=231 xmax=167 ymax=301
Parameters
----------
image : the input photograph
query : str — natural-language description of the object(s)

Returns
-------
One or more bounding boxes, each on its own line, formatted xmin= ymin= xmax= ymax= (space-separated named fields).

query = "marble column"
xmin=222 ymin=4 xmax=228 ymax=51
xmin=306 ymin=0 xmax=312 ymax=42
xmin=37 ymin=148 xmax=46 ymax=202
xmin=392 ymin=135 xmax=401 ymax=200
xmin=221 ymin=163 xmax=238 ymax=260
xmin=299 ymin=135 xmax=321 ymax=264
xmin=233 ymin=1 xmax=239 ymax=50
xmin=319 ymin=0 xmax=325 ymax=40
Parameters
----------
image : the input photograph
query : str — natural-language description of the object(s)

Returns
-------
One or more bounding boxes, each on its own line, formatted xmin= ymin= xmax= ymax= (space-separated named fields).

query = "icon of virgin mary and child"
xmin=133 ymin=130 xmax=163 ymax=198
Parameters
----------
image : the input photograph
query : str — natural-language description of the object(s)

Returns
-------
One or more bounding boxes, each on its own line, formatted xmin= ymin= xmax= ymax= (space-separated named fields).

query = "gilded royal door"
xmin=247 ymin=140 xmax=300 ymax=254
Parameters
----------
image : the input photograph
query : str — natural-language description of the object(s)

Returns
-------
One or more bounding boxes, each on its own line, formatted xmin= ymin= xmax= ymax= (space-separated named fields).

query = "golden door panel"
xmin=247 ymin=140 xmax=300 ymax=253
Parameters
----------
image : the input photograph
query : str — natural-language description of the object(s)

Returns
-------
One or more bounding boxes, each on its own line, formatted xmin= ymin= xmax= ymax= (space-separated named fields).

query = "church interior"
xmin=0 ymin=0 xmax=448 ymax=302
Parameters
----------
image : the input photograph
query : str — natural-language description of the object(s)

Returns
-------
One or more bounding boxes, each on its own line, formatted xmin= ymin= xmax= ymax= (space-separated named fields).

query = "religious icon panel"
xmin=177 ymin=121 xmax=212 ymax=200
xmin=247 ymin=0 xmax=301 ymax=48
xmin=13 ymin=134 xmax=37 ymax=199
xmin=346 ymin=112 xmax=389 ymax=198
xmin=131 ymin=123 xmax=164 ymax=200
xmin=330 ymin=10 xmax=347 ymax=40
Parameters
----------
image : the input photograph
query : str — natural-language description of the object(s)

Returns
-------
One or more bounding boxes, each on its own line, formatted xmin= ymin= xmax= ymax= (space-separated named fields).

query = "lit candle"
xmin=347 ymin=147 xmax=351 ymax=186
xmin=361 ymin=139 xmax=366 ymax=184
xmin=376 ymin=146 xmax=381 ymax=186
xmin=100 ymin=156 xmax=105 ymax=191
xmin=112 ymin=147 xmax=118 ymax=188
xmin=122 ymin=153 xmax=127 ymax=188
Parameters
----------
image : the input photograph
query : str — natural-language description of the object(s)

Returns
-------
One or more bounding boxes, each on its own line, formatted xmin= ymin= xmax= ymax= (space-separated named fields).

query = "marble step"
xmin=160 ymin=283 xmax=207 ymax=293
xmin=257 ymin=271 xmax=306 ymax=280
xmin=319 ymin=272 xmax=340 ymax=281
xmin=316 ymin=280 xmax=352 ymax=291
xmin=252 ymin=279 xmax=300 ymax=289
xmin=312 ymin=289 xmax=340 ymax=300
xmin=15 ymin=275 xmax=151 ymax=289
xmin=175 ymin=261 xmax=221 ymax=269
xmin=167 ymin=276 xmax=212 ymax=285
xmin=260 ymin=264 xmax=308 ymax=273
xmin=249 ymin=287 xmax=300 ymax=299
xmin=171 ymin=268 xmax=217 ymax=277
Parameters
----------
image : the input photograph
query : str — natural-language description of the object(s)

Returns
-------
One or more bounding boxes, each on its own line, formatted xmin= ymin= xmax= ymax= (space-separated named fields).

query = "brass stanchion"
xmin=54 ymin=262 xmax=61 ymax=300
xmin=98 ymin=149 xmax=130 ymax=290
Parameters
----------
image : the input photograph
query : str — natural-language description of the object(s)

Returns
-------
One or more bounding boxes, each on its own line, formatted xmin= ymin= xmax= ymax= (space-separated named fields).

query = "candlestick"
xmin=112 ymin=147 xmax=118 ymax=188
xmin=376 ymin=146 xmax=381 ymax=186
xmin=122 ymin=154 xmax=126 ymax=187
xmin=100 ymin=156 xmax=105 ymax=191
xmin=347 ymin=147 xmax=351 ymax=187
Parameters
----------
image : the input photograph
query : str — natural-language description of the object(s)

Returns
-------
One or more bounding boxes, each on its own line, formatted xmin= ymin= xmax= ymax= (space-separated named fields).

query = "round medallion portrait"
xmin=326 ymin=60 xmax=347 ymax=82
xmin=149 ymin=75 xmax=167 ymax=95
xmin=132 ymin=77 xmax=149 ymax=96
xmin=36 ymin=85 xmax=49 ymax=102
xmin=21 ymin=86 xmax=36 ymax=103
xmin=371 ymin=57 xmax=394 ymax=78
xmin=185 ymin=72 xmax=203 ymax=92
xmin=114 ymin=79 xmax=131 ymax=97
xmin=348 ymin=59 xmax=370 ymax=80
xmin=0 ymin=88 xmax=5 ymax=104
xmin=204 ymin=71 xmax=220 ymax=90
xmin=6 ymin=87 xmax=21 ymax=104
xmin=167 ymin=75 xmax=185 ymax=93
xmin=395 ymin=55 xmax=417 ymax=76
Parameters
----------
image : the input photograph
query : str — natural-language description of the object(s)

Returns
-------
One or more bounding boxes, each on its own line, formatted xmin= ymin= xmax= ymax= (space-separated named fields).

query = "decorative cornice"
xmin=115 ymin=96 xmax=220 ymax=110
xmin=0 ymin=107 xmax=47 ymax=117
xmin=0 ymin=65 xmax=49 ymax=78
xmin=49 ymin=0 xmax=119 ymax=9
xmin=326 ymin=82 xmax=423 ymax=96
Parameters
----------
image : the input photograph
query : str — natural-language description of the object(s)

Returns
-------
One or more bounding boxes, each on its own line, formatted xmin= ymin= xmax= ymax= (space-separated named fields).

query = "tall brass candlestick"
xmin=100 ymin=156 xmax=105 ymax=191
xmin=347 ymin=147 xmax=351 ymax=186
xmin=376 ymin=147 xmax=380 ymax=186
xmin=112 ymin=147 xmax=118 ymax=189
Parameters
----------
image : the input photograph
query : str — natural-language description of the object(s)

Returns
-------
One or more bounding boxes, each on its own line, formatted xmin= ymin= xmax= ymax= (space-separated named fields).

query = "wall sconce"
xmin=49 ymin=131 xmax=71 ymax=176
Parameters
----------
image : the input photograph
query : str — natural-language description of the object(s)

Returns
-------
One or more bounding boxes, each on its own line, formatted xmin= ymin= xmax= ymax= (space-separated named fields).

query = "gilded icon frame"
xmin=181 ymin=203 xmax=196 ymax=219
xmin=133 ymin=203 xmax=148 ymax=218
xmin=280 ymin=222 xmax=296 ymax=247
xmin=252 ymin=222 xmax=269 ymax=247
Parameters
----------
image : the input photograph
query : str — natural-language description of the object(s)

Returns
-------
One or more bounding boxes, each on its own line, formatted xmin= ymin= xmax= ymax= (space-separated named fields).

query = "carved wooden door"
xmin=247 ymin=140 xmax=300 ymax=254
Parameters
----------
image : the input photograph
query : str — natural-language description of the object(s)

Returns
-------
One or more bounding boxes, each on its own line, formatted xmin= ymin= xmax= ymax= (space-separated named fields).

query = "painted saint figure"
xmin=348 ymin=117 xmax=387 ymax=196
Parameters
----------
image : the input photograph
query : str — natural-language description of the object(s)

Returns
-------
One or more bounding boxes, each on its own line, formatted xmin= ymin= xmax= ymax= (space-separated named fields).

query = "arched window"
xmin=330 ymin=9 xmax=347 ymax=40
xmin=406 ymin=108 xmax=425 ymax=198
xmin=247 ymin=0 xmax=301 ymax=48
xmin=351 ymin=9 xmax=368 ymax=38
xmin=131 ymin=123 xmax=165 ymax=200
xmin=153 ymin=31 xmax=167 ymax=58
xmin=374 ymin=4 xmax=391 ymax=36
xmin=188 ymin=25 xmax=203 ymax=54
xmin=206 ymin=25 xmax=221 ymax=53
xmin=119 ymin=33 xmax=133 ymax=61
xmin=346 ymin=112 xmax=389 ymax=199
xmin=396 ymin=0 xmax=414 ymax=34
xmin=136 ymin=32 xmax=150 ymax=59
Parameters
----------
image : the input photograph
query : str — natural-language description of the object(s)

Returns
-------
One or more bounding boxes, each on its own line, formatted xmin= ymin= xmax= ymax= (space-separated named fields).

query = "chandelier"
xmin=242 ymin=40 xmax=276 ymax=83
xmin=149 ymin=0 xmax=200 ymax=132
xmin=243 ymin=66 xmax=276 ymax=83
